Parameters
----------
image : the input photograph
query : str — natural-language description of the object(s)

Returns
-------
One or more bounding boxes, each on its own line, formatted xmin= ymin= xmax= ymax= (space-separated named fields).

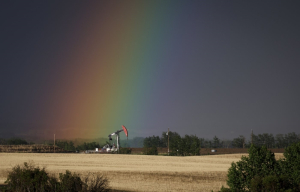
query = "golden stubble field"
xmin=0 ymin=153 xmax=284 ymax=191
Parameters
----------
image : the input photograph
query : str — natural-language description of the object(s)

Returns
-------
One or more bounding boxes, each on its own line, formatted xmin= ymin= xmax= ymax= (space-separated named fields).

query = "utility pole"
xmin=168 ymin=128 xmax=169 ymax=156
xmin=54 ymin=134 xmax=55 ymax=153
xmin=251 ymin=129 xmax=253 ymax=145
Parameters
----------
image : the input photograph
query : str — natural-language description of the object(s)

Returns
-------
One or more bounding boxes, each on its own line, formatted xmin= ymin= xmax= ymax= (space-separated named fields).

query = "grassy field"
xmin=0 ymin=153 xmax=284 ymax=191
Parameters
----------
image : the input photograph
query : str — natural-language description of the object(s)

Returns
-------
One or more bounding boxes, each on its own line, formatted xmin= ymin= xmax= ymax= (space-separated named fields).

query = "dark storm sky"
xmin=0 ymin=1 xmax=300 ymax=140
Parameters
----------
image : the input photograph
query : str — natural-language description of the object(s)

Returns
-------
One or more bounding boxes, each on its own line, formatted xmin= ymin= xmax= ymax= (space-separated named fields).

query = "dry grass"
xmin=0 ymin=153 xmax=284 ymax=191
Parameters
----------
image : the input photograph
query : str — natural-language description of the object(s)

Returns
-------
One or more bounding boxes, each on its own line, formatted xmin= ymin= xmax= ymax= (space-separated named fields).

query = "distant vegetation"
xmin=143 ymin=131 xmax=201 ymax=156
xmin=251 ymin=132 xmax=300 ymax=148
xmin=143 ymin=146 xmax=158 ymax=155
xmin=1 ymin=132 xmax=299 ymax=153
xmin=55 ymin=140 xmax=77 ymax=152
xmin=219 ymin=142 xmax=300 ymax=192
xmin=56 ymin=141 xmax=131 ymax=153
xmin=2 ymin=161 xmax=110 ymax=192
xmin=120 ymin=137 xmax=144 ymax=148
xmin=0 ymin=138 xmax=32 ymax=145
xmin=118 ymin=147 xmax=132 ymax=154
xmin=142 ymin=131 xmax=300 ymax=150
xmin=55 ymin=141 xmax=104 ymax=152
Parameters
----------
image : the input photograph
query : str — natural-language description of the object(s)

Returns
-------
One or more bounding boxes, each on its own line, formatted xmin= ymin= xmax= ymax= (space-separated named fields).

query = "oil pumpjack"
xmin=106 ymin=125 xmax=128 ymax=152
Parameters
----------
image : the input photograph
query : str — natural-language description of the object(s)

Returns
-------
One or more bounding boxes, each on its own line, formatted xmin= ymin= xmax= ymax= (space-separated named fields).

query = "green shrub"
xmin=5 ymin=161 xmax=54 ymax=192
xmin=4 ymin=162 xmax=110 ymax=192
xmin=218 ymin=186 xmax=231 ymax=192
xmin=261 ymin=175 xmax=290 ymax=192
xmin=58 ymin=170 xmax=84 ymax=192
xmin=249 ymin=174 xmax=292 ymax=192
xmin=143 ymin=146 xmax=158 ymax=155
xmin=221 ymin=143 xmax=300 ymax=192
xmin=226 ymin=145 xmax=279 ymax=191
xmin=280 ymin=142 xmax=300 ymax=191
xmin=82 ymin=173 xmax=110 ymax=192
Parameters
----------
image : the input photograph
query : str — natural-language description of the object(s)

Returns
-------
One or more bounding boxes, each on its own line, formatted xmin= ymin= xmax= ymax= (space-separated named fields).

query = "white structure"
xmin=107 ymin=125 xmax=128 ymax=152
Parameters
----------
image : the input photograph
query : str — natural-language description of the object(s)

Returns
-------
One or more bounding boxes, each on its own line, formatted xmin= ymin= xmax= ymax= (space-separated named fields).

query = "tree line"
xmin=0 ymin=138 xmax=32 ymax=145
xmin=142 ymin=131 xmax=300 ymax=154
xmin=1 ymin=131 xmax=299 ymax=151
xmin=0 ymin=138 xmax=105 ymax=152
xmin=143 ymin=131 xmax=201 ymax=156
xmin=55 ymin=141 xmax=104 ymax=152
xmin=225 ymin=132 xmax=300 ymax=148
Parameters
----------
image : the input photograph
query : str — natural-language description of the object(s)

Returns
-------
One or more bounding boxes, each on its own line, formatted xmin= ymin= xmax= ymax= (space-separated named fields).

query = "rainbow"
xmin=33 ymin=1 xmax=179 ymax=139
